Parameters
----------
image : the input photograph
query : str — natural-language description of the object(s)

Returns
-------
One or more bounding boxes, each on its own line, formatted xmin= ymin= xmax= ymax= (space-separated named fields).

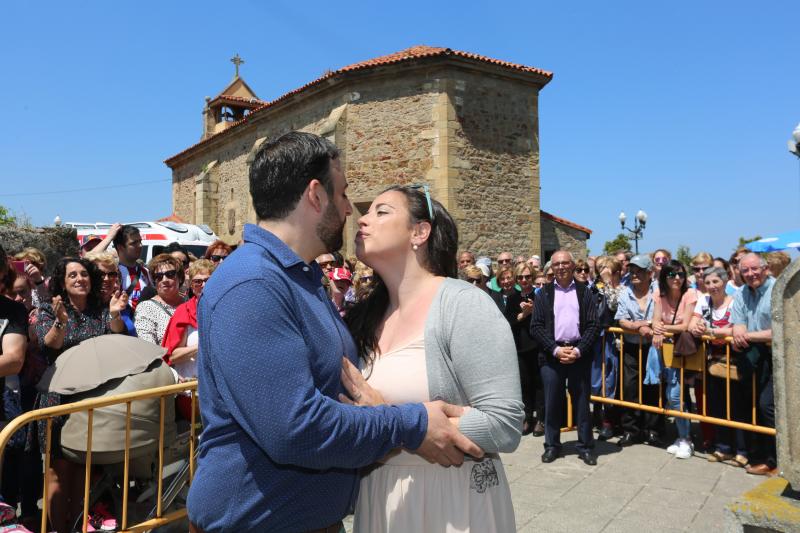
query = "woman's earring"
xmin=412 ymin=244 xmax=419 ymax=251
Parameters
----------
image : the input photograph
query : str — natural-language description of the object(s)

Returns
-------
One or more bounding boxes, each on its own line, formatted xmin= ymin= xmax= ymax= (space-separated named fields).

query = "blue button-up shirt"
xmin=187 ymin=224 xmax=427 ymax=532
xmin=730 ymin=276 xmax=775 ymax=332
xmin=615 ymin=285 xmax=655 ymax=344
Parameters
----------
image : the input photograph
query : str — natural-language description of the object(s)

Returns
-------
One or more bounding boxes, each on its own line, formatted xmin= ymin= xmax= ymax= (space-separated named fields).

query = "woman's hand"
xmin=25 ymin=263 xmax=44 ymax=285
xmin=652 ymin=322 xmax=666 ymax=336
xmin=689 ymin=320 xmax=706 ymax=337
xmin=519 ymin=300 xmax=533 ymax=318
xmin=109 ymin=290 xmax=129 ymax=315
xmin=52 ymin=296 xmax=68 ymax=324
xmin=338 ymin=357 xmax=385 ymax=407
xmin=652 ymin=333 xmax=664 ymax=349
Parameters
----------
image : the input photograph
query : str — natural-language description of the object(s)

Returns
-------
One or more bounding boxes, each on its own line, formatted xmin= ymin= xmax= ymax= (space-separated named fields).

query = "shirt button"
xmin=302 ymin=266 xmax=309 ymax=272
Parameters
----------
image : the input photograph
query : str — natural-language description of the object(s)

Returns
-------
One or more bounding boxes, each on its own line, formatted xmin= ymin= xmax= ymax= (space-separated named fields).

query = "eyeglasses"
xmin=154 ymin=270 xmax=178 ymax=282
xmin=318 ymin=261 xmax=334 ymax=268
xmin=408 ymin=184 xmax=435 ymax=221
xmin=666 ymin=271 xmax=686 ymax=279
xmin=692 ymin=266 xmax=709 ymax=273
xmin=516 ymin=274 xmax=532 ymax=281
xmin=100 ymin=271 xmax=119 ymax=280
xmin=210 ymin=255 xmax=228 ymax=263
xmin=574 ymin=268 xmax=590 ymax=274
xmin=359 ymin=276 xmax=373 ymax=282
xmin=533 ymin=282 xmax=545 ymax=288
xmin=654 ymin=257 xmax=668 ymax=265
xmin=191 ymin=277 xmax=210 ymax=287
xmin=552 ymin=261 xmax=572 ymax=269
xmin=497 ymin=258 xmax=512 ymax=264
xmin=467 ymin=277 xmax=483 ymax=285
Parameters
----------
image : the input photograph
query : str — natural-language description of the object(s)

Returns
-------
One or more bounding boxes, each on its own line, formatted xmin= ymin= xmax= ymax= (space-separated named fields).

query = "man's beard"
xmin=316 ymin=201 xmax=346 ymax=253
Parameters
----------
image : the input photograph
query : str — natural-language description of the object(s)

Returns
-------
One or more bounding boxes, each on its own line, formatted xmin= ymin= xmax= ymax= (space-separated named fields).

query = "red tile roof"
xmin=157 ymin=213 xmax=187 ymax=223
xmin=165 ymin=46 xmax=552 ymax=166
xmin=540 ymin=210 xmax=593 ymax=235
xmin=208 ymin=94 xmax=266 ymax=107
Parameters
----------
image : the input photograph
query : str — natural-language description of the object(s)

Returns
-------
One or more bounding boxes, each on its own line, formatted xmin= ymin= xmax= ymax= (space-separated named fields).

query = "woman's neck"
xmin=521 ymin=286 xmax=533 ymax=296
xmin=710 ymin=292 xmax=727 ymax=308
xmin=379 ymin=262 xmax=437 ymax=312
xmin=69 ymin=294 xmax=87 ymax=312
xmin=667 ymin=288 xmax=682 ymax=303
xmin=157 ymin=292 xmax=182 ymax=307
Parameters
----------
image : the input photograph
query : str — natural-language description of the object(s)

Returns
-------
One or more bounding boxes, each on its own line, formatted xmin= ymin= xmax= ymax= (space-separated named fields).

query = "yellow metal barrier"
xmin=587 ymin=327 xmax=776 ymax=436
xmin=0 ymin=381 xmax=198 ymax=533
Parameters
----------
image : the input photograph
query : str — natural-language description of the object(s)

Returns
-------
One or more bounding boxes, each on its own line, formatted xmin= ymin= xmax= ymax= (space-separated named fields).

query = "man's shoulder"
xmin=0 ymin=297 xmax=27 ymax=323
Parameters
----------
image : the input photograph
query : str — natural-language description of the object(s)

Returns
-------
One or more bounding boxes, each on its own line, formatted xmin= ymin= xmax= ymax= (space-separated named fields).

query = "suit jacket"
xmin=530 ymin=280 xmax=600 ymax=365
xmin=506 ymin=289 xmax=539 ymax=354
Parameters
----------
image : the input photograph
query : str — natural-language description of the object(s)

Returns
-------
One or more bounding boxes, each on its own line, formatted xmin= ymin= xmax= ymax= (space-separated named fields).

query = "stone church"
xmin=165 ymin=46 xmax=590 ymax=260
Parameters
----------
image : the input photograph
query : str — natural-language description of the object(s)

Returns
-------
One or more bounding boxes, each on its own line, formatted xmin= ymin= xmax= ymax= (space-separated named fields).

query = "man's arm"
xmin=530 ymin=290 xmax=556 ymax=355
xmin=204 ymin=280 xmax=430 ymax=470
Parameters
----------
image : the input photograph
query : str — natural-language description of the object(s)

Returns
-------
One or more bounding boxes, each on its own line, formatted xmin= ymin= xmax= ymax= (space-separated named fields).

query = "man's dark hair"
xmin=113 ymin=225 xmax=141 ymax=249
xmin=249 ymin=131 xmax=340 ymax=221
xmin=164 ymin=242 xmax=189 ymax=256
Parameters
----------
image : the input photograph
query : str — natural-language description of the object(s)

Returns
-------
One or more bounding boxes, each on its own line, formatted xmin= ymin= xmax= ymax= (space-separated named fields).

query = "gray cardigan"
xmin=422 ymin=278 xmax=524 ymax=453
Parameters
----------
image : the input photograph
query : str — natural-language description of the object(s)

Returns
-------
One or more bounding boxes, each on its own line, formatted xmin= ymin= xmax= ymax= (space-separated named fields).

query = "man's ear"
xmin=306 ymin=179 xmax=326 ymax=214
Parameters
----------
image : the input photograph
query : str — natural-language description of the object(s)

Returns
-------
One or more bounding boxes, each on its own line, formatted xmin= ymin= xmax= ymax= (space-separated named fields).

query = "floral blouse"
xmin=35 ymin=302 xmax=113 ymax=363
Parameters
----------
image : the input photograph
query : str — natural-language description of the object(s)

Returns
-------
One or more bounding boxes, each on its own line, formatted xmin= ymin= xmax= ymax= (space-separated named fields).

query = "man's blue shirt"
xmin=187 ymin=224 xmax=428 ymax=532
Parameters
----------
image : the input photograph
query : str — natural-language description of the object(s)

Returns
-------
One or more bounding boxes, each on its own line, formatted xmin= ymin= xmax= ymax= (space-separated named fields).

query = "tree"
xmin=676 ymin=245 xmax=692 ymax=268
xmin=603 ymin=233 xmax=632 ymax=255
xmin=0 ymin=205 xmax=15 ymax=226
xmin=736 ymin=235 xmax=762 ymax=249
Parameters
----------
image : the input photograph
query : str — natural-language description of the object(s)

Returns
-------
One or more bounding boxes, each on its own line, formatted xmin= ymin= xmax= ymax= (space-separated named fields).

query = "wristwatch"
xmin=54 ymin=320 xmax=65 ymax=330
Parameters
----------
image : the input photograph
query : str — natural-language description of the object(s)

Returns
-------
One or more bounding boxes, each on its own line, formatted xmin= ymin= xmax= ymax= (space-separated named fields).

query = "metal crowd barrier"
xmin=568 ymin=327 xmax=776 ymax=436
xmin=0 ymin=381 xmax=198 ymax=533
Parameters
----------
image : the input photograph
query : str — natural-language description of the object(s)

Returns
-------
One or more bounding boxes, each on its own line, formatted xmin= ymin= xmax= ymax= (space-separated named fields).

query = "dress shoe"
xmin=597 ymin=424 xmax=614 ymax=441
xmin=522 ymin=420 xmax=533 ymax=436
xmin=733 ymin=454 xmax=749 ymax=468
xmin=541 ymin=448 xmax=559 ymax=463
xmin=708 ymin=451 xmax=735 ymax=463
xmin=617 ymin=432 xmax=641 ymax=447
xmin=578 ymin=451 xmax=598 ymax=466
xmin=745 ymin=463 xmax=775 ymax=476
xmin=532 ymin=421 xmax=545 ymax=437
xmin=644 ymin=430 xmax=662 ymax=447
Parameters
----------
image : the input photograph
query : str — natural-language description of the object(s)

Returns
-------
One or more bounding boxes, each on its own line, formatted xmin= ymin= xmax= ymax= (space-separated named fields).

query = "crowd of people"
xmin=0 ymin=130 xmax=792 ymax=532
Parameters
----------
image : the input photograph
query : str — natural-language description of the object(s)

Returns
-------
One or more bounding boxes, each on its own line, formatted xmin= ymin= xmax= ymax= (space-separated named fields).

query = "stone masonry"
xmin=165 ymin=47 xmax=590 ymax=259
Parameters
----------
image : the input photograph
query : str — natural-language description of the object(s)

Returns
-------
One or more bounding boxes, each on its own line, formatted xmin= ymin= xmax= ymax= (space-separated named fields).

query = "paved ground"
xmin=344 ymin=429 xmax=764 ymax=532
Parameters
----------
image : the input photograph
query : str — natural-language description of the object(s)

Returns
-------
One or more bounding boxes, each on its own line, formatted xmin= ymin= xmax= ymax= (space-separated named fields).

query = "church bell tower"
xmin=202 ymin=54 xmax=263 ymax=140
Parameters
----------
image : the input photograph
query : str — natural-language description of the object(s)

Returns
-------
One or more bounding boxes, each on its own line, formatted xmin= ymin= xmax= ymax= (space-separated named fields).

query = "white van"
xmin=64 ymin=221 xmax=220 ymax=263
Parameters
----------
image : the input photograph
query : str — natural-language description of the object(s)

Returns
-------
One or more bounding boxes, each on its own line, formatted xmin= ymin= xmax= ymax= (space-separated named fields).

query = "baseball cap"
xmin=327 ymin=267 xmax=353 ymax=283
xmin=629 ymin=254 xmax=652 ymax=270
xmin=476 ymin=264 xmax=491 ymax=278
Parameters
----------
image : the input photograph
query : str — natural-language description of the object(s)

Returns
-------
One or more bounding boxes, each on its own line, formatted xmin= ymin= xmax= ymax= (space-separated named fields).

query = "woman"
xmin=573 ymin=258 xmax=592 ymax=286
xmin=343 ymin=185 xmax=522 ymax=532
xmin=462 ymin=264 xmax=490 ymax=295
xmin=135 ymin=254 xmax=185 ymax=345
xmin=491 ymin=265 xmax=516 ymax=316
xmin=203 ymin=240 xmax=233 ymax=265
xmin=652 ymin=249 xmax=672 ymax=280
xmin=652 ymin=260 xmax=698 ymax=459
xmin=32 ymin=257 xmax=127 ymax=533
xmin=687 ymin=267 xmax=748 ymax=466
xmin=13 ymin=247 xmax=50 ymax=307
xmin=86 ymin=251 xmax=137 ymax=336
xmin=352 ymin=262 xmax=375 ymax=302
xmin=690 ymin=252 xmax=714 ymax=295
xmin=507 ymin=262 xmax=544 ymax=437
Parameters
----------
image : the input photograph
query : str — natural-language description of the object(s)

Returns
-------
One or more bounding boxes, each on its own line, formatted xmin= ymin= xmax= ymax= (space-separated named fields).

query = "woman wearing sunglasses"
xmin=135 ymin=254 xmax=186 ymax=346
xmin=652 ymin=259 xmax=698 ymax=459
xmin=342 ymin=185 xmax=522 ymax=532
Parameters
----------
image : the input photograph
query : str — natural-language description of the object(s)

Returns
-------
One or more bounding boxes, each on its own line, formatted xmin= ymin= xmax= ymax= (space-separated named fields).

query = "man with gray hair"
xmin=729 ymin=253 xmax=776 ymax=476
xmin=531 ymin=250 xmax=600 ymax=465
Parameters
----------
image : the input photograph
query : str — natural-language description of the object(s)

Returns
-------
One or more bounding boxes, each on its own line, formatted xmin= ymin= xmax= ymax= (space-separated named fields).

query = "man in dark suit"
xmin=530 ymin=250 xmax=600 ymax=465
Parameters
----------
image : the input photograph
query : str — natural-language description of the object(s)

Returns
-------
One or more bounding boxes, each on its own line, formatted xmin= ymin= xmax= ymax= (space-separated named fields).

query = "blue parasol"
xmin=745 ymin=230 xmax=800 ymax=252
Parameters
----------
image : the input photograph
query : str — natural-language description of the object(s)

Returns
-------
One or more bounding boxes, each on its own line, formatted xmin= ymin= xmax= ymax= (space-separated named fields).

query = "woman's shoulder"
xmin=438 ymin=278 xmax=499 ymax=309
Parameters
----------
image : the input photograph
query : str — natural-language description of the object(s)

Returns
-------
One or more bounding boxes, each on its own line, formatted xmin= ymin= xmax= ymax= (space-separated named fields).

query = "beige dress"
xmin=353 ymin=338 xmax=516 ymax=533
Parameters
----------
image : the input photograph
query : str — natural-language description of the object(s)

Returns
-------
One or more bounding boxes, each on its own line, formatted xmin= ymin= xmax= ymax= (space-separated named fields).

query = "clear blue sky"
xmin=2 ymin=1 xmax=798 ymax=258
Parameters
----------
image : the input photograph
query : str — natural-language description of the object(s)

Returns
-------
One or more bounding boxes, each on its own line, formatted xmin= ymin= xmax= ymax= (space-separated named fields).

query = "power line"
xmin=0 ymin=178 xmax=172 ymax=197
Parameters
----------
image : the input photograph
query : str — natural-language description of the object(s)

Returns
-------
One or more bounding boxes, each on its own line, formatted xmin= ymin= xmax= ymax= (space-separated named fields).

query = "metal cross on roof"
xmin=231 ymin=53 xmax=245 ymax=78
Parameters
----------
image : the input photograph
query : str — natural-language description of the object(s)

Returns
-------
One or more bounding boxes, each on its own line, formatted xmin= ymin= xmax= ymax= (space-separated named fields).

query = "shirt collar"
xmin=242 ymin=223 xmax=307 ymax=270
xmin=747 ymin=276 xmax=774 ymax=298
xmin=554 ymin=279 xmax=576 ymax=291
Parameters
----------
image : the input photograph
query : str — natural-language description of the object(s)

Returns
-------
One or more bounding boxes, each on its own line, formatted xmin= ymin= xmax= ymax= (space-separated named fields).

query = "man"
xmin=615 ymin=254 xmax=664 ymax=446
xmin=458 ymin=250 xmax=476 ymax=270
xmin=113 ymin=224 xmax=150 ymax=308
xmin=615 ymin=250 xmax=632 ymax=286
xmin=530 ymin=250 xmax=600 ymax=465
xmin=730 ymin=253 xmax=776 ymax=476
xmin=315 ymin=252 xmax=336 ymax=275
xmin=527 ymin=255 xmax=542 ymax=271
xmin=514 ymin=255 xmax=527 ymax=266
xmin=187 ymin=132 xmax=480 ymax=533
xmin=489 ymin=251 xmax=516 ymax=292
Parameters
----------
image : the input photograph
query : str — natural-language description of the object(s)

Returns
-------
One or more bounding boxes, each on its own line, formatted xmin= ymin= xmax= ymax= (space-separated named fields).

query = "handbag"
xmin=708 ymin=360 xmax=741 ymax=381
xmin=660 ymin=293 xmax=705 ymax=372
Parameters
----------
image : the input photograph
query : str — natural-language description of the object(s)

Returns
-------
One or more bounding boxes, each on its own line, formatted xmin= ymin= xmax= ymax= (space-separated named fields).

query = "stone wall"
xmin=0 ymin=226 xmax=78 ymax=274
xmin=540 ymin=216 xmax=589 ymax=261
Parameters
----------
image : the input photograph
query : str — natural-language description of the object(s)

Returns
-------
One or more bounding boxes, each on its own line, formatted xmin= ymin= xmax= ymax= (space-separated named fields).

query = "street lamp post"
xmin=619 ymin=209 xmax=648 ymax=254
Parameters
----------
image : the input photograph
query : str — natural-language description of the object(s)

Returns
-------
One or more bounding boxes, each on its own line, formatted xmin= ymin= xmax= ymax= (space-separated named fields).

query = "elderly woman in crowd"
xmin=31 ymin=257 xmax=127 ymax=533
xmin=135 ymin=254 xmax=185 ymax=345
xmin=462 ymin=264 xmax=490 ymax=295
xmin=13 ymin=248 xmax=50 ymax=307
xmin=352 ymin=261 xmax=376 ymax=302
xmin=573 ymin=258 xmax=593 ymax=286
xmin=507 ymin=262 xmax=544 ymax=436
xmin=491 ymin=265 xmax=516 ymax=316
xmin=766 ymin=251 xmax=790 ymax=278
xmin=652 ymin=259 xmax=698 ymax=459
xmin=690 ymin=252 xmax=714 ymax=295
xmin=203 ymin=239 xmax=233 ymax=265
xmin=85 ymin=251 xmax=136 ymax=336
xmin=687 ymin=266 xmax=749 ymax=466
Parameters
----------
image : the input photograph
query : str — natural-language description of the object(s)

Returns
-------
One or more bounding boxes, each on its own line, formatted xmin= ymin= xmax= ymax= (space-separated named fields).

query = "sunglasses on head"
xmin=408 ymin=183 xmax=435 ymax=221
xmin=154 ymin=270 xmax=178 ymax=282
xmin=666 ymin=271 xmax=685 ymax=279
xmin=210 ymin=255 xmax=227 ymax=262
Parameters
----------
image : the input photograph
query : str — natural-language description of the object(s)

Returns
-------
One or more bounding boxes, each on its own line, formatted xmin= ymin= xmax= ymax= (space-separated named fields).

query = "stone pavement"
xmin=344 ymin=429 xmax=765 ymax=532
